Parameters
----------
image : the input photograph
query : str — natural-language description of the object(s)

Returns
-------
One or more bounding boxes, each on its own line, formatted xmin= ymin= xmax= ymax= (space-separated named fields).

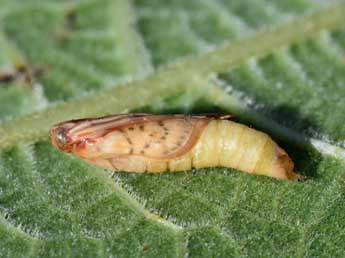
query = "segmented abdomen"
xmin=90 ymin=120 xmax=294 ymax=179
xmin=191 ymin=120 xmax=294 ymax=179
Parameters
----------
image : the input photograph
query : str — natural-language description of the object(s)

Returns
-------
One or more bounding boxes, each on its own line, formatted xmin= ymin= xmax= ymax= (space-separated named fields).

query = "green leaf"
xmin=1 ymin=1 xmax=345 ymax=257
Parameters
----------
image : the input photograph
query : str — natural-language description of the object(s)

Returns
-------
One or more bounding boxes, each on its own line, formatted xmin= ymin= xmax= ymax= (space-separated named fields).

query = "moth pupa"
xmin=49 ymin=113 xmax=303 ymax=180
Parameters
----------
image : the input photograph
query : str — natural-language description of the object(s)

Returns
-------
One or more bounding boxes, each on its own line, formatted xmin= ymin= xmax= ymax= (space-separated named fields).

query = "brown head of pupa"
xmin=49 ymin=122 xmax=76 ymax=152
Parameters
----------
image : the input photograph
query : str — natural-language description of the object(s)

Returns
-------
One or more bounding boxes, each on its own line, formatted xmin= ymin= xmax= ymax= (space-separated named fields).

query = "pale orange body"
xmin=50 ymin=114 xmax=302 ymax=180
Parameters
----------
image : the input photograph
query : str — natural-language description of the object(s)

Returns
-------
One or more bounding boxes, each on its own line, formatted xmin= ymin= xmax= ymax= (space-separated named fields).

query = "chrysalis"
xmin=49 ymin=113 xmax=303 ymax=180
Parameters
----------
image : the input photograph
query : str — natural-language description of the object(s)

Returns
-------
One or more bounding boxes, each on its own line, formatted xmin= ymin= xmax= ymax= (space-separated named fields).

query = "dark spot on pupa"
xmin=158 ymin=121 xmax=164 ymax=126
xmin=163 ymin=127 xmax=169 ymax=132
xmin=128 ymin=127 xmax=134 ymax=131
xmin=125 ymin=137 xmax=132 ymax=144
xmin=164 ymin=131 xmax=169 ymax=135
xmin=144 ymin=143 xmax=150 ymax=149
xmin=160 ymin=136 xmax=166 ymax=140
xmin=176 ymin=141 xmax=182 ymax=146
xmin=129 ymin=148 xmax=133 ymax=154
xmin=140 ymin=150 xmax=145 ymax=155
xmin=139 ymin=125 xmax=145 ymax=131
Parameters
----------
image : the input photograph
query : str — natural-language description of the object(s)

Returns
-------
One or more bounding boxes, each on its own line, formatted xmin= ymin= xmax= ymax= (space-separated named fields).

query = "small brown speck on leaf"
xmin=55 ymin=10 xmax=78 ymax=41
xmin=142 ymin=244 xmax=150 ymax=252
xmin=0 ymin=70 xmax=15 ymax=84
xmin=65 ymin=10 xmax=78 ymax=30
xmin=0 ymin=65 xmax=47 ymax=86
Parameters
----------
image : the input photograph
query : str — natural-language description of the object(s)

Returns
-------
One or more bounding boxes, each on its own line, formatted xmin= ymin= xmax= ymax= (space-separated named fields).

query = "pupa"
xmin=49 ymin=113 xmax=303 ymax=180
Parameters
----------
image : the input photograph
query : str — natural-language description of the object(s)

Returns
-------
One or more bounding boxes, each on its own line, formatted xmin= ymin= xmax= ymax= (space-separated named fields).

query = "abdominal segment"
xmin=77 ymin=118 xmax=300 ymax=180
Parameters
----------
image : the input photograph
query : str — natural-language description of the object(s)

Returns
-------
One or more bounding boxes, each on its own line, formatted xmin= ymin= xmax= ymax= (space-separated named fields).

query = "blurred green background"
xmin=0 ymin=0 xmax=345 ymax=257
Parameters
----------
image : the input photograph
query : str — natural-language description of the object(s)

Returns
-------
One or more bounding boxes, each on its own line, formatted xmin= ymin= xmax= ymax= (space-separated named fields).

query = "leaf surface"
xmin=0 ymin=1 xmax=345 ymax=257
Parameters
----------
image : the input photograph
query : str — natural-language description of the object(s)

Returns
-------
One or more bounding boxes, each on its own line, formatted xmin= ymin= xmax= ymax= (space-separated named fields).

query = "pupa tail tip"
xmin=289 ymin=171 xmax=307 ymax=181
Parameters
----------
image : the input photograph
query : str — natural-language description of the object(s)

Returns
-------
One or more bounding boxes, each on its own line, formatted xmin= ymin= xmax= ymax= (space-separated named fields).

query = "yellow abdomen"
xmin=188 ymin=120 xmax=296 ymax=179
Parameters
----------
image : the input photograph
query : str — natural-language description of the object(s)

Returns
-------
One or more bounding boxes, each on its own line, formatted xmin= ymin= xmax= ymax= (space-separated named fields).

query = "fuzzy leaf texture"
xmin=1 ymin=0 xmax=345 ymax=257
